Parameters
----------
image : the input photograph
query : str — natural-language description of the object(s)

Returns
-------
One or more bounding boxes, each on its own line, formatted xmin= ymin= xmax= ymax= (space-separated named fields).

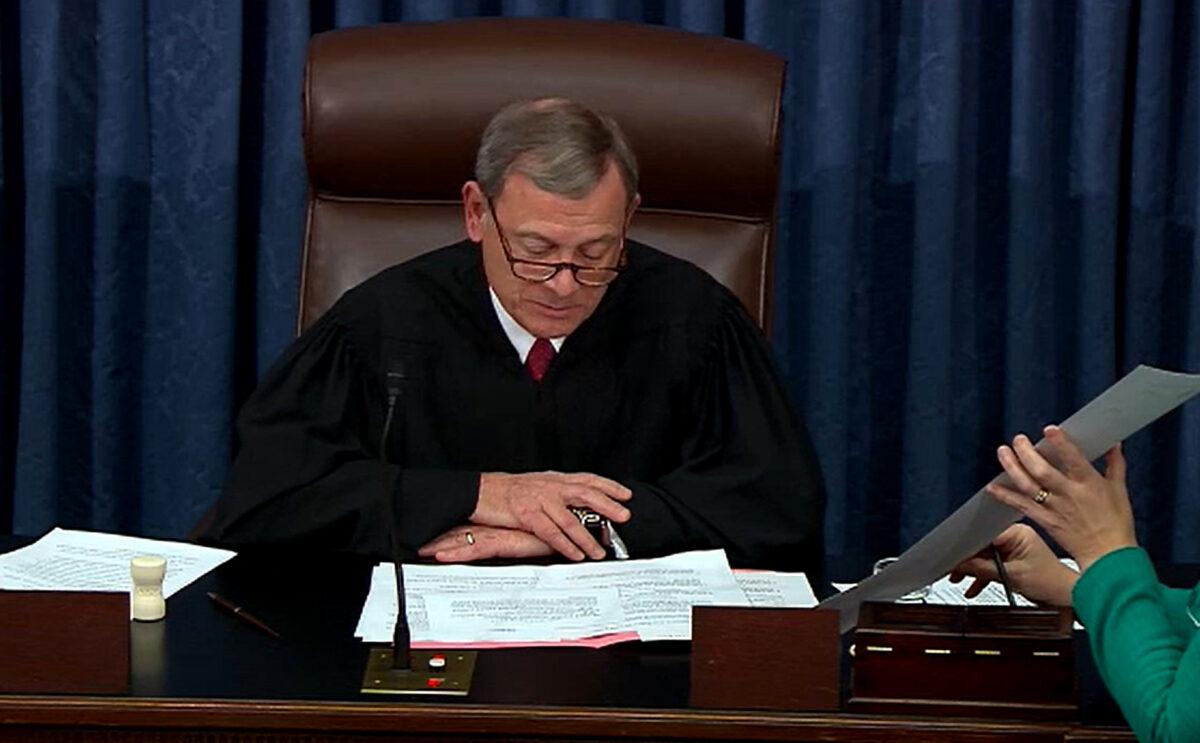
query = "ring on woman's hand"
xmin=464 ymin=531 xmax=476 ymax=545
xmin=1034 ymin=488 xmax=1051 ymax=505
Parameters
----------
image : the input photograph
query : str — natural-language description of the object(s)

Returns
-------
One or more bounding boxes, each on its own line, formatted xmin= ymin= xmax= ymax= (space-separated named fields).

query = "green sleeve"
xmin=1072 ymin=547 xmax=1200 ymax=742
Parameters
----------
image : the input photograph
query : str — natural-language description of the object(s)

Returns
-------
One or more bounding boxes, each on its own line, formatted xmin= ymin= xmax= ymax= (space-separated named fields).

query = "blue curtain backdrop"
xmin=1 ymin=0 xmax=1197 ymax=574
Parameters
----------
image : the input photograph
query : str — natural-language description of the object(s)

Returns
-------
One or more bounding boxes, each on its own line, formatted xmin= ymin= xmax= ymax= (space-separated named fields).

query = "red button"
xmin=426 ymin=678 xmax=444 ymax=688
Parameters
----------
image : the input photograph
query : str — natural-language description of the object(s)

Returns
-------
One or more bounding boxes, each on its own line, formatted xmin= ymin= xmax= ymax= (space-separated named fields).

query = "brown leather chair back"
xmin=300 ymin=19 xmax=785 ymax=333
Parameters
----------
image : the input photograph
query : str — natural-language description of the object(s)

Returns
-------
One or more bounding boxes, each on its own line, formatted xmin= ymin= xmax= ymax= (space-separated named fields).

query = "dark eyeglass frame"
xmin=487 ymin=197 xmax=629 ymax=287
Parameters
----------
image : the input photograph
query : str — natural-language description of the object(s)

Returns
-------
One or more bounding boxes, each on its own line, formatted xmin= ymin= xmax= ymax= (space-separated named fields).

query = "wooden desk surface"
xmin=0 ymin=538 xmax=1140 ymax=742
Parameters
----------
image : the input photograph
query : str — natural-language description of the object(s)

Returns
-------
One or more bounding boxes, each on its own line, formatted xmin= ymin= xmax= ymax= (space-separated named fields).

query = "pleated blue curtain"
xmin=768 ymin=0 xmax=1200 ymax=573
xmin=1 ymin=1 xmax=1197 ymax=571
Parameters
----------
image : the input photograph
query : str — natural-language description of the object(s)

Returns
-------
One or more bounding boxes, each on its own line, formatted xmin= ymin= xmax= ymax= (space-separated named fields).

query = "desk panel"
xmin=0 ymin=696 xmax=1130 ymax=742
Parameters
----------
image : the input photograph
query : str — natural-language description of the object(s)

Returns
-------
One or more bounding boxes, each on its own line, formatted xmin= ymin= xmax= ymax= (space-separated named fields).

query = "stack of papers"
xmin=355 ymin=549 xmax=817 ymax=648
xmin=832 ymin=575 xmax=1037 ymax=607
xmin=0 ymin=527 xmax=235 ymax=598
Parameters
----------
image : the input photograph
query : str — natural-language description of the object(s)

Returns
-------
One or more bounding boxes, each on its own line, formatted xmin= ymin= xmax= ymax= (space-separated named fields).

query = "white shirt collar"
xmin=489 ymin=287 xmax=565 ymax=363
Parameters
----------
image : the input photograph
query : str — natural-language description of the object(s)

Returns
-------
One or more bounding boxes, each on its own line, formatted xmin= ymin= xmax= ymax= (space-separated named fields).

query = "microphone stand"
xmin=360 ymin=360 xmax=477 ymax=696
xmin=383 ymin=369 xmax=411 ymax=670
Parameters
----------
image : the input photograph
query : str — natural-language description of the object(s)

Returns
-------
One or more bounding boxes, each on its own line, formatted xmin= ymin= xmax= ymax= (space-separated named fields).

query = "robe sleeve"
xmin=618 ymin=299 xmax=827 ymax=574
xmin=199 ymin=312 xmax=479 ymax=558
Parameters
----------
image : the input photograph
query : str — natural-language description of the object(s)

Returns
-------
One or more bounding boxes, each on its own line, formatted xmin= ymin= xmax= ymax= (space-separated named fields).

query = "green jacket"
xmin=1073 ymin=547 xmax=1200 ymax=742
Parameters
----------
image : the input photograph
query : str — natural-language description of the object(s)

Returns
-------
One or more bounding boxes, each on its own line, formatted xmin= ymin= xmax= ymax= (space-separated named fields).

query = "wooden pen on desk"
xmin=207 ymin=592 xmax=282 ymax=638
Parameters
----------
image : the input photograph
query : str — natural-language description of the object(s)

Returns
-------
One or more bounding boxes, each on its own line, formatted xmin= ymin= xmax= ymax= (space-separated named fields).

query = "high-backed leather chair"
xmin=300 ymin=18 xmax=785 ymax=334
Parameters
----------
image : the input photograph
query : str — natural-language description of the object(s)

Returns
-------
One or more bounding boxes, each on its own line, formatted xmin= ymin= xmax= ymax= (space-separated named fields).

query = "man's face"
xmin=463 ymin=163 xmax=635 ymax=340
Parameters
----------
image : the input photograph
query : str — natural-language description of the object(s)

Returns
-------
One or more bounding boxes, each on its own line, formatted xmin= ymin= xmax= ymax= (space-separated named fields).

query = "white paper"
xmin=819 ymin=365 xmax=1200 ymax=632
xmin=356 ymin=562 xmax=543 ymax=641
xmin=421 ymin=589 xmax=625 ymax=642
xmin=829 ymin=579 xmax=1031 ymax=606
xmin=734 ymin=571 xmax=819 ymax=608
xmin=924 ymin=575 xmax=1036 ymax=607
xmin=0 ymin=527 xmax=235 ymax=598
xmin=355 ymin=550 xmax=752 ymax=644
xmin=537 ymin=550 xmax=750 ymax=641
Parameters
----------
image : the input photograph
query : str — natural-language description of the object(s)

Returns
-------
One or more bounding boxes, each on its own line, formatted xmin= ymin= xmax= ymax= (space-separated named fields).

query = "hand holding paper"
xmin=987 ymin=428 xmax=1137 ymax=573
xmin=820 ymin=365 xmax=1200 ymax=632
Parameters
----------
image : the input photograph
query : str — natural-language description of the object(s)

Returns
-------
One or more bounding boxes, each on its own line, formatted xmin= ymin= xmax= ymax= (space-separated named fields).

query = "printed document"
xmin=734 ymin=570 xmax=819 ymax=608
xmin=536 ymin=549 xmax=749 ymax=640
xmin=0 ymin=527 xmax=234 ymax=598
xmin=355 ymin=550 xmax=816 ymax=646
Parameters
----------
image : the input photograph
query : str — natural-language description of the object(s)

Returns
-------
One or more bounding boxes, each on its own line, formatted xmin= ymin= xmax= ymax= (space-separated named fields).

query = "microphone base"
xmin=361 ymin=648 xmax=477 ymax=696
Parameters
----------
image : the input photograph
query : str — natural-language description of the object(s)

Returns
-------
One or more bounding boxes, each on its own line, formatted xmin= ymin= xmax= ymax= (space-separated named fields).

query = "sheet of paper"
xmin=819 ymin=365 xmax=1200 ymax=632
xmin=355 ymin=562 xmax=543 ymax=642
xmin=536 ymin=550 xmax=750 ymax=641
xmin=0 ymin=527 xmax=234 ymax=598
xmin=355 ymin=550 xmax=751 ymax=645
xmin=357 ymin=562 xmax=638 ymax=648
xmin=421 ymin=589 xmax=625 ymax=642
xmin=923 ymin=575 xmax=1036 ymax=607
xmin=733 ymin=570 xmax=819 ymax=608
xmin=829 ymin=579 xmax=1031 ymax=606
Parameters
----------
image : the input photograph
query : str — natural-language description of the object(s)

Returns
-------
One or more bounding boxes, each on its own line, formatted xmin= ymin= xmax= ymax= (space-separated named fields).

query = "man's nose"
xmin=545 ymin=267 xmax=579 ymax=296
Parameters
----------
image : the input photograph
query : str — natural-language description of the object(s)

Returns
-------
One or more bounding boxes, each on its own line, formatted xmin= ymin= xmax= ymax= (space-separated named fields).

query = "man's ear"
xmin=625 ymin=193 xmax=642 ymax=228
xmin=462 ymin=181 xmax=488 ymax=243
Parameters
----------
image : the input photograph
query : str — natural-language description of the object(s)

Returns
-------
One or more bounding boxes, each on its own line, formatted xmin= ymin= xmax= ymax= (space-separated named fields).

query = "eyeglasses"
xmin=488 ymin=198 xmax=627 ymax=287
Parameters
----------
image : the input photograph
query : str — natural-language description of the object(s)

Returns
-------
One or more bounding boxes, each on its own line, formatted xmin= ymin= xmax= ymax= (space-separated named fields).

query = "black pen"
xmin=207 ymin=592 xmax=282 ymax=638
xmin=992 ymin=549 xmax=1017 ymax=607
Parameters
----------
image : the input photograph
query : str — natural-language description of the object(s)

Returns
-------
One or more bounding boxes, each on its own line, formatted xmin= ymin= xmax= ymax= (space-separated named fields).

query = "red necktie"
xmin=525 ymin=338 xmax=556 ymax=382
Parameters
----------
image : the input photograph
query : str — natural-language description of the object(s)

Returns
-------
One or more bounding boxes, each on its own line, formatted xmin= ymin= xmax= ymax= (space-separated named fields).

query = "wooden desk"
xmin=0 ymin=696 xmax=1137 ymax=742
xmin=0 ymin=540 xmax=1137 ymax=742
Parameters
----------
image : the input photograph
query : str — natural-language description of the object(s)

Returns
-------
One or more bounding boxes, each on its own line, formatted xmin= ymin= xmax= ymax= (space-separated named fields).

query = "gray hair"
xmin=475 ymin=98 xmax=639 ymax=205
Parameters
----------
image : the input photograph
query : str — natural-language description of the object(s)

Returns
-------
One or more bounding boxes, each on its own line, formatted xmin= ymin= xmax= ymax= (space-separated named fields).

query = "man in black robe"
xmin=201 ymin=98 xmax=825 ymax=573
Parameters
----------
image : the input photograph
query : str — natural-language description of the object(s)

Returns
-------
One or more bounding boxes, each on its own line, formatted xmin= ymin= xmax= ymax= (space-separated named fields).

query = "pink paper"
xmin=411 ymin=631 xmax=640 ymax=650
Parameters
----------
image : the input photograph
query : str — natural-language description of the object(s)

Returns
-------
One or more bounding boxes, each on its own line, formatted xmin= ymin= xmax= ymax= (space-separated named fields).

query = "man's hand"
xmin=472 ymin=471 xmax=632 ymax=561
xmin=418 ymin=525 xmax=555 ymax=563
xmin=950 ymin=524 xmax=1079 ymax=606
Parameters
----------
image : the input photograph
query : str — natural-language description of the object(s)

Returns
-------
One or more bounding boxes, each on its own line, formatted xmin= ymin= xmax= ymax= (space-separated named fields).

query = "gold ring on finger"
xmin=1034 ymin=488 xmax=1051 ymax=505
xmin=464 ymin=531 xmax=476 ymax=545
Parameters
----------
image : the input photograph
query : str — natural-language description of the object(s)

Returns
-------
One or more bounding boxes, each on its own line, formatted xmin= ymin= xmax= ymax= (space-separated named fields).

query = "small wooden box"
xmin=850 ymin=602 xmax=1076 ymax=720
xmin=0 ymin=591 xmax=130 ymax=694
xmin=690 ymin=606 xmax=840 ymax=712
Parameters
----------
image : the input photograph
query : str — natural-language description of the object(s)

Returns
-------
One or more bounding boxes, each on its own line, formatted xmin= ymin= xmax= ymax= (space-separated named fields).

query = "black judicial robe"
xmin=202 ymin=240 xmax=826 ymax=573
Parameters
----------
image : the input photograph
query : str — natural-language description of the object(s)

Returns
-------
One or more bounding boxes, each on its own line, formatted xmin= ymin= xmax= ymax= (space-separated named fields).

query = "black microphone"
xmin=381 ymin=361 xmax=410 ymax=670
